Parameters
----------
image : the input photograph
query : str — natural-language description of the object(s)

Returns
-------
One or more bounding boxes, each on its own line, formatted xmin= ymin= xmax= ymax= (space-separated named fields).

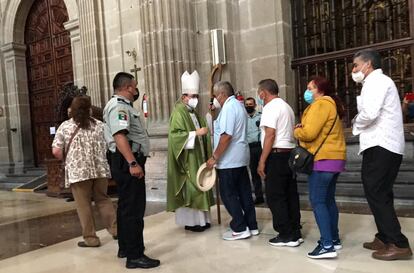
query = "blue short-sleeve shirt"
xmin=214 ymin=96 xmax=249 ymax=169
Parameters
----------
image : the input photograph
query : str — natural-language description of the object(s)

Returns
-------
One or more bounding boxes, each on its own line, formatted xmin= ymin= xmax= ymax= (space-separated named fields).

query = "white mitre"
xmin=181 ymin=70 xmax=200 ymax=95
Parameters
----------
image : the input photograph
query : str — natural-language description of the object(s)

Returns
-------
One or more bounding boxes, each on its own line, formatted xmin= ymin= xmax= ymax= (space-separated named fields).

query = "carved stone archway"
xmin=0 ymin=0 xmax=78 ymax=167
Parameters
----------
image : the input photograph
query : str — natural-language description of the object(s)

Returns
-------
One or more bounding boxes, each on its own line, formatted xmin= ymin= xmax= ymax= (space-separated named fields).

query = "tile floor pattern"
xmin=0 ymin=205 xmax=413 ymax=273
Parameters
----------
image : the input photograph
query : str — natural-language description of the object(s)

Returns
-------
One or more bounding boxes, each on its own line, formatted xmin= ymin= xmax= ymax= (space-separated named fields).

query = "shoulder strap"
xmin=313 ymin=114 xmax=338 ymax=156
xmin=63 ymin=126 xmax=80 ymax=161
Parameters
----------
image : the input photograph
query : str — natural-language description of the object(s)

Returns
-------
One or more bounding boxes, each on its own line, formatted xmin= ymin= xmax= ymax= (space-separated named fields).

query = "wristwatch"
xmin=128 ymin=160 xmax=138 ymax=167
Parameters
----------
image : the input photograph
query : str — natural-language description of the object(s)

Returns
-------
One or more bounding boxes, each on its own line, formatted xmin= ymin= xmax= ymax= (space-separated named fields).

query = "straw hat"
xmin=196 ymin=163 xmax=216 ymax=192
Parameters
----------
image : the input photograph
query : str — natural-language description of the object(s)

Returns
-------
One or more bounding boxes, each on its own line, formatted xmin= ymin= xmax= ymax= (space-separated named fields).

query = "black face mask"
xmin=133 ymin=88 xmax=140 ymax=101
xmin=245 ymin=106 xmax=255 ymax=114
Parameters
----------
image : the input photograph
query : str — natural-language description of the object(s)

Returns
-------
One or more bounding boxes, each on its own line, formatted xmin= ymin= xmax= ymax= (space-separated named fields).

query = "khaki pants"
xmin=71 ymin=178 xmax=117 ymax=246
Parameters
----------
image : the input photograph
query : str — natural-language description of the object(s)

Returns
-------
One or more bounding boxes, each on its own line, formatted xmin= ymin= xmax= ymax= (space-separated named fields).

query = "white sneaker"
xmin=222 ymin=228 xmax=251 ymax=241
xmin=247 ymin=227 xmax=259 ymax=236
xmin=250 ymin=229 xmax=259 ymax=236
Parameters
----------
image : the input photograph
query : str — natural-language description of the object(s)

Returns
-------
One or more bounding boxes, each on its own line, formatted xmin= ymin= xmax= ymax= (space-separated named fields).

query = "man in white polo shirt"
xmin=257 ymin=79 xmax=302 ymax=247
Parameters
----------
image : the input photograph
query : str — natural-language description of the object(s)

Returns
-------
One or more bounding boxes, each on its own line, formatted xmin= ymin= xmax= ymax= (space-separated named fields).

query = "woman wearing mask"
xmin=52 ymin=95 xmax=117 ymax=247
xmin=294 ymin=76 xmax=346 ymax=259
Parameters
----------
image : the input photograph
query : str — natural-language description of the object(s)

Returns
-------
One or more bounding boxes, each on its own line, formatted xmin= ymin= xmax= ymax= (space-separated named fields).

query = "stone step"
xmin=0 ymin=166 xmax=46 ymax=191
xmin=296 ymin=169 xmax=414 ymax=204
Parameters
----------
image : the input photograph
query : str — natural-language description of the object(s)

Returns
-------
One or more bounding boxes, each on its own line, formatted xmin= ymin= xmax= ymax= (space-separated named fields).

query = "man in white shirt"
xmin=352 ymin=49 xmax=412 ymax=260
xmin=257 ymin=79 xmax=302 ymax=247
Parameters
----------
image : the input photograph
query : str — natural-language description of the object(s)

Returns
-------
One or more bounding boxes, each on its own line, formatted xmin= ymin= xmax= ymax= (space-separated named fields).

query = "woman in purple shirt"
xmin=294 ymin=76 xmax=347 ymax=259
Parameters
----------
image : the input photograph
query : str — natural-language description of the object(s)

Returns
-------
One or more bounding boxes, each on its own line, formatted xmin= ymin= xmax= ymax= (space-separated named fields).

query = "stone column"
xmin=78 ymin=0 xmax=104 ymax=106
xmin=64 ymin=18 xmax=84 ymax=87
xmin=0 ymin=42 xmax=34 ymax=166
xmin=139 ymin=0 xmax=197 ymax=135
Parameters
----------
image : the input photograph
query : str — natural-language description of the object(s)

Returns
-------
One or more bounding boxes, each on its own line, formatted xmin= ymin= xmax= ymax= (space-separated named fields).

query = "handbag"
xmin=289 ymin=114 xmax=338 ymax=175
xmin=58 ymin=125 xmax=80 ymax=188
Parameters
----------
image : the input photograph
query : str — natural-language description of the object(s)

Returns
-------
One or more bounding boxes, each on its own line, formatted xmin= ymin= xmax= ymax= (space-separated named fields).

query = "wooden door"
xmin=25 ymin=0 xmax=73 ymax=165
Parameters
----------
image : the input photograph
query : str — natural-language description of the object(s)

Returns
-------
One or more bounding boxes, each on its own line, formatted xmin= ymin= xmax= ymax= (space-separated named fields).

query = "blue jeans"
xmin=217 ymin=166 xmax=258 ymax=232
xmin=308 ymin=171 xmax=340 ymax=248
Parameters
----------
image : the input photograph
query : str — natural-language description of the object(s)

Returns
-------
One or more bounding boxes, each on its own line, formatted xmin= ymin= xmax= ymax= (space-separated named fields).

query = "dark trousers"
xmin=249 ymin=144 xmax=263 ymax=199
xmin=217 ymin=166 xmax=258 ymax=232
xmin=362 ymin=146 xmax=409 ymax=248
xmin=110 ymin=152 xmax=147 ymax=259
xmin=265 ymin=152 xmax=301 ymax=238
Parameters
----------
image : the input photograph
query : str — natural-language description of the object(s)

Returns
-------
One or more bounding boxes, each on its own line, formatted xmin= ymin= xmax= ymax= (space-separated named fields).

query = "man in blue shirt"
xmin=206 ymin=81 xmax=258 ymax=241
xmin=245 ymin=97 xmax=264 ymax=204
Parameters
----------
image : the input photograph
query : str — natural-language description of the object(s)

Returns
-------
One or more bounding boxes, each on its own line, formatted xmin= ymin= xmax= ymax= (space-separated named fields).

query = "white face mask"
xmin=188 ymin=98 xmax=198 ymax=109
xmin=351 ymin=64 xmax=367 ymax=83
xmin=213 ymin=98 xmax=221 ymax=110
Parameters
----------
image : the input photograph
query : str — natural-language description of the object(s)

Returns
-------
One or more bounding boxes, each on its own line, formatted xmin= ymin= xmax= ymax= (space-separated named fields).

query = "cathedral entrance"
xmin=25 ymin=0 xmax=73 ymax=165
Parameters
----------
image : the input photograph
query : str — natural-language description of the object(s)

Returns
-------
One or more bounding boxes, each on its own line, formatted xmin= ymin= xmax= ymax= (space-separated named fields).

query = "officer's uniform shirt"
xmin=247 ymin=111 xmax=261 ymax=144
xmin=103 ymin=95 xmax=150 ymax=156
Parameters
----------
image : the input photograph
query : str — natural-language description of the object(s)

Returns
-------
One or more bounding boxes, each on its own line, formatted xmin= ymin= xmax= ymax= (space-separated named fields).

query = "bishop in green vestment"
xmin=167 ymin=71 xmax=215 ymax=232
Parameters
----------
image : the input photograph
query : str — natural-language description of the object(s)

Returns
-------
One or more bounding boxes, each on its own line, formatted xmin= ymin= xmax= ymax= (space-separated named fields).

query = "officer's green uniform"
xmin=103 ymin=94 xmax=149 ymax=259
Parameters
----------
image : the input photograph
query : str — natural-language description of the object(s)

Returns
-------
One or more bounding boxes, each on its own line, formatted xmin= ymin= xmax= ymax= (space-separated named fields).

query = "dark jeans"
xmin=217 ymin=166 xmax=258 ymax=232
xmin=110 ymin=152 xmax=147 ymax=259
xmin=265 ymin=152 xmax=301 ymax=238
xmin=308 ymin=171 xmax=340 ymax=247
xmin=249 ymin=144 xmax=263 ymax=199
xmin=362 ymin=146 xmax=410 ymax=248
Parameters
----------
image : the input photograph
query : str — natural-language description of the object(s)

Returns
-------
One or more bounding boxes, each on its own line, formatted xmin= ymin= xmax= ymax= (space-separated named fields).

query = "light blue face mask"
xmin=257 ymin=97 xmax=264 ymax=106
xmin=304 ymin=89 xmax=314 ymax=104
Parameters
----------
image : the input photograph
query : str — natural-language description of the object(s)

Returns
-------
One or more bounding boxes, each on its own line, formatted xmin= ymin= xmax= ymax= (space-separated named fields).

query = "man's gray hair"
xmin=353 ymin=48 xmax=382 ymax=69
xmin=214 ymin=81 xmax=235 ymax=97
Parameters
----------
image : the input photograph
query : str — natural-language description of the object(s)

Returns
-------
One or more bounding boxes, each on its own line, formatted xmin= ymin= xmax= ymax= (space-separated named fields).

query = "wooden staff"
xmin=208 ymin=64 xmax=223 ymax=224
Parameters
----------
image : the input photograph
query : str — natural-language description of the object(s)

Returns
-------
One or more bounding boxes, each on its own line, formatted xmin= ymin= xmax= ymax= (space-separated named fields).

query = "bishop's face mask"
xmin=188 ymin=97 xmax=199 ymax=109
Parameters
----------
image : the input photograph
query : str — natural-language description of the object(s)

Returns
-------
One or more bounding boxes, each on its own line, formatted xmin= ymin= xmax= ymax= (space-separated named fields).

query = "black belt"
xmin=249 ymin=142 xmax=261 ymax=148
xmin=271 ymin=148 xmax=293 ymax=153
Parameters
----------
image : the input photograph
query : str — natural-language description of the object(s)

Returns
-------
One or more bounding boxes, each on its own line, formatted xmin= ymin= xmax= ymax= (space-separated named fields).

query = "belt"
xmin=271 ymin=148 xmax=293 ymax=153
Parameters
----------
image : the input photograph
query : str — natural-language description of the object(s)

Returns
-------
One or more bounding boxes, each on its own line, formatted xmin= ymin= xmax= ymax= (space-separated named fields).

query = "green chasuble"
xmin=167 ymin=100 xmax=215 ymax=212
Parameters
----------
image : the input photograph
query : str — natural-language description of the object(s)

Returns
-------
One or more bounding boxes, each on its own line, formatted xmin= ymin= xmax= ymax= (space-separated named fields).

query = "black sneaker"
xmin=268 ymin=235 xmax=300 ymax=247
xmin=126 ymin=255 xmax=160 ymax=269
xmin=333 ymin=239 xmax=342 ymax=250
xmin=293 ymin=229 xmax=304 ymax=244
xmin=307 ymin=243 xmax=337 ymax=259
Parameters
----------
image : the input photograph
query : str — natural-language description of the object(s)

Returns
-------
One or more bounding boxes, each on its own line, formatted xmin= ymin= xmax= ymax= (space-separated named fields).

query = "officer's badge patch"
xmin=118 ymin=110 xmax=128 ymax=126
xmin=118 ymin=110 xmax=127 ymax=120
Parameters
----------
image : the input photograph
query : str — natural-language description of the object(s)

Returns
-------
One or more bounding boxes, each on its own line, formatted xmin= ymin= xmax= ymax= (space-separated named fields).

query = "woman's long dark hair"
xmin=70 ymin=95 xmax=96 ymax=129
xmin=311 ymin=76 xmax=345 ymax=119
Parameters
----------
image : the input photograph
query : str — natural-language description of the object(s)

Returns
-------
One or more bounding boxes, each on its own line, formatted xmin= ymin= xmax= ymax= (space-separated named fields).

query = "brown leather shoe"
xmin=363 ymin=237 xmax=386 ymax=251
xmin=372 ymin=244 xmax=413 ymax=261
xmin=77 ymin=241 xmax=100 ymax=248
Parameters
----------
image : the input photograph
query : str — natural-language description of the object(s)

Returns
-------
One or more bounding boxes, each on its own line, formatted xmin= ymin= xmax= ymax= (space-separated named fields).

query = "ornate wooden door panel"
xmin=25 ymin=0 xmax=73 ymax=165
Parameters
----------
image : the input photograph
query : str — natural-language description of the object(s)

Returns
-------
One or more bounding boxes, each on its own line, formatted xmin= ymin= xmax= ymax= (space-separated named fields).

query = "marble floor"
xmin=0 ymin=197 xmax=413 ymax=273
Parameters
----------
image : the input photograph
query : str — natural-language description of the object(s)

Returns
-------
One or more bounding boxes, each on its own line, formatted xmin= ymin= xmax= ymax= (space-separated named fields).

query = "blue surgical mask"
xmin=257 ymin=97 xmax=264 ymax=106
xmin=304 ymin=89 xmax=314 ymax=104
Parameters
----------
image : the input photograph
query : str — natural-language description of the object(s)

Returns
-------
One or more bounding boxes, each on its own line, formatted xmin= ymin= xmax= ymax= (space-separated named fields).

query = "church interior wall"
xmin=0 ymin=0 xmax=294 ymax=170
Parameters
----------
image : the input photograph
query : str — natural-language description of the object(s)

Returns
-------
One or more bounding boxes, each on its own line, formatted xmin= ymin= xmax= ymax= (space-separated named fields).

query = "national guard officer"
xmin=103 ymin=72 xmax=160 ymax=269
xmin=245 ymin=97 xmax=264 ymax=204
